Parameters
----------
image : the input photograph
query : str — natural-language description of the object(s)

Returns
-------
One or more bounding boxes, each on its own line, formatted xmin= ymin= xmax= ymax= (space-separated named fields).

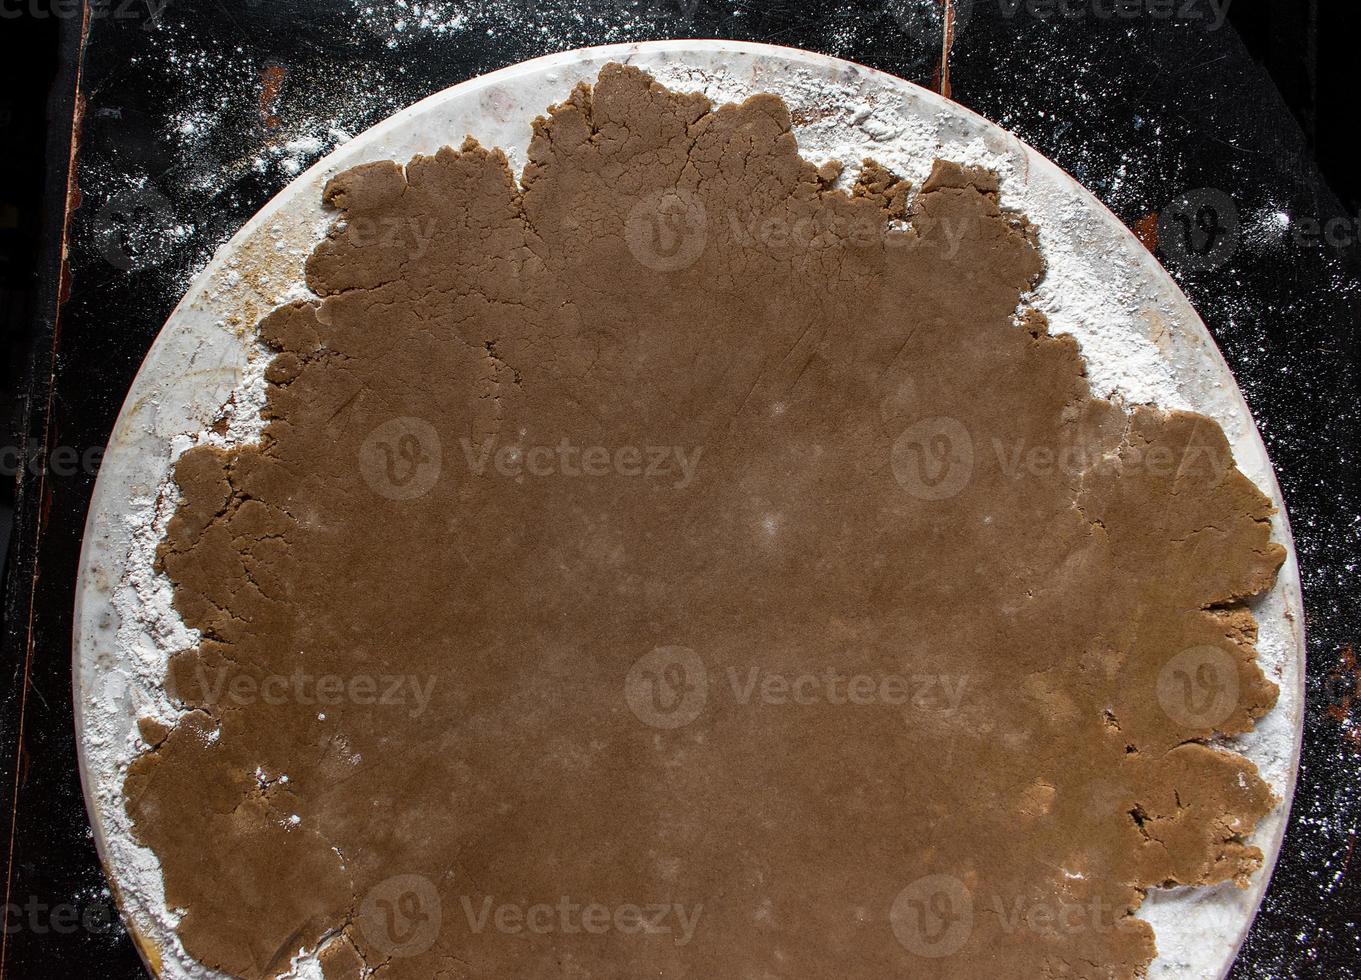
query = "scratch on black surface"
xmin=939 ymin=0 xmax=958 ymax=99
xmin=1 ymin=8 xmax=90 ymax=979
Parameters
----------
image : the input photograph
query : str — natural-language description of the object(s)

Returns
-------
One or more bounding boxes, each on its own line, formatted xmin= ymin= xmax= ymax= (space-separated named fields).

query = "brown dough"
xmin=123 ymin=65 xmax=1285 ymax=979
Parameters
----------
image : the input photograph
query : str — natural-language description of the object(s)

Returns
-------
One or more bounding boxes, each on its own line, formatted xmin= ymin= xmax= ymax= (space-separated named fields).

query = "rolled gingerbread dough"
xmin=123 ymin=65 xmax=1284 ymax=979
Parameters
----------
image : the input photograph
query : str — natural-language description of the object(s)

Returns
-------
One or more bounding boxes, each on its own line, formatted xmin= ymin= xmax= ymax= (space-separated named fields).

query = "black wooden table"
xmin=1 ymin=1 xmax=1357 ymax=976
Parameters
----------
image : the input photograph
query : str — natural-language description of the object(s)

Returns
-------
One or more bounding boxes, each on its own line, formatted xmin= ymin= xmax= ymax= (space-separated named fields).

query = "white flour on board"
xmin=86 ymin=57 xmax=1296 ymax=980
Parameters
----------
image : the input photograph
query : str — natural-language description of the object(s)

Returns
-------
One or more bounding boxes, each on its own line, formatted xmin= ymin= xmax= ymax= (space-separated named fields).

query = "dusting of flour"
xmin=646 ymin=61 xmax=1188 ymax=411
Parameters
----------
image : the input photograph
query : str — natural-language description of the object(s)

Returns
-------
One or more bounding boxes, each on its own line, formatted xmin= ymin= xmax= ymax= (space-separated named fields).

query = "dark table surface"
xmin=1 ymin=1 xmax=1357 ymax=977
